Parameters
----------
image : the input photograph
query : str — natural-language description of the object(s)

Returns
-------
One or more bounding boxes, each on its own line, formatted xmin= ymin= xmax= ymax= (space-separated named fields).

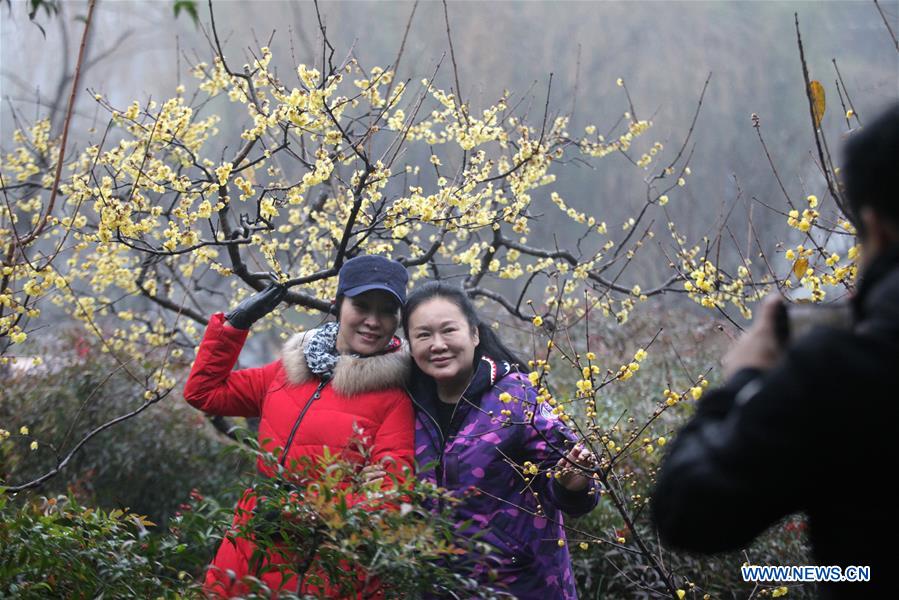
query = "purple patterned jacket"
xmin=410 ymin=355 xmax=599 ymax=599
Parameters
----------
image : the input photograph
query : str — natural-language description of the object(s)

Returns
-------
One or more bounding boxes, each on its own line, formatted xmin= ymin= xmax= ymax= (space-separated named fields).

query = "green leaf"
xmin=173 ymin=0 xmax=199 ymax=27
xmin=28 ymin=0 xmax=59 ymax=19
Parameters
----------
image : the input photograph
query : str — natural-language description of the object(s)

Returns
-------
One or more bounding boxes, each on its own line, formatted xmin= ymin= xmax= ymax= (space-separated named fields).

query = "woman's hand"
xmin=555 ymin=443 xmax=597 ymax=492
xmin=360 ymin=463 xmax=387 ymax=489
xmin=224 ymin=282 xmax=288 ymax=329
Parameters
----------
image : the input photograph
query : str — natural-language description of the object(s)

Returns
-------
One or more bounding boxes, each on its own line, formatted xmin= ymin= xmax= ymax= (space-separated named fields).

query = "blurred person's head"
xmin=843 ymin=102 xmax=899 ymax=269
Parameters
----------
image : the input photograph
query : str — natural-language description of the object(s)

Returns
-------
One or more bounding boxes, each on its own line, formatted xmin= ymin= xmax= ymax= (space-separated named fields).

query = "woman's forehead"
xmin=409 ymin=297 xmax=467 ymax=324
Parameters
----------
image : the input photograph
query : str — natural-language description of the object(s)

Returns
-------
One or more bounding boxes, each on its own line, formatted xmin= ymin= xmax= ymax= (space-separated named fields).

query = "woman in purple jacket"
xmin=402 ymin=282 xmax=599 ymax=599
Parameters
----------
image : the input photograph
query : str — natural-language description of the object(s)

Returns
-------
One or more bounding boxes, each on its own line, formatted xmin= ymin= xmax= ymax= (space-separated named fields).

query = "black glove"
xmin=224 ymin=282 xmax=288 ymax=330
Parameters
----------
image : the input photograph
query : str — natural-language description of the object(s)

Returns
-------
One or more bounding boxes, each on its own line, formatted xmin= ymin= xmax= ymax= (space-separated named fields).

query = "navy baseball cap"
xmin=336 ymin=255 xmax=408 ymax=305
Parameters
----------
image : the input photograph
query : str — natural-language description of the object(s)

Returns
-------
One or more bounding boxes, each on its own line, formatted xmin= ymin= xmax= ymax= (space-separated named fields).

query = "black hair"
xmin=402 ymin=281 xmax=526 ymax=369
xmin=843 ymin=102 xmax=899 ymax=238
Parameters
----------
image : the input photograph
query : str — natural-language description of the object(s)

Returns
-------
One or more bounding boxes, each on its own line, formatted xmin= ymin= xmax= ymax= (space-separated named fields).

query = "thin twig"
xmin=873 ymin=0 xmax=899 ymax=53
xmin=385 ymin=0 xmax=419 ymax=103
xmin=6 ymin=389 xmax=172 ymax=493
xmin=831 ymin=58 xmax=862 ymax=126
xmin=441 ymin=0 xmax=468 ymax=127
xmin=11 ymin=0 xmax=97 ymax=255
xmin=795 ymin=13 xmax=846 ymax=217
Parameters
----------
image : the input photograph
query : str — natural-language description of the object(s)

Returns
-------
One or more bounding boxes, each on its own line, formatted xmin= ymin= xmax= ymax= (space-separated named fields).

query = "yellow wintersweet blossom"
xmin=576 ymin=378 xmax=594 ymax=394
xmin=215 ymin=163 xmax=232 ymax=186
xmin=580 ymin=119 xmax=651 ymax=158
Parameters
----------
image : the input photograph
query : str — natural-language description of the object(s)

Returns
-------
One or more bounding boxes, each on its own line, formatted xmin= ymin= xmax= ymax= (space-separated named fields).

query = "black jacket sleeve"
xmin=650 ymin=330 xmax=842 ymax=553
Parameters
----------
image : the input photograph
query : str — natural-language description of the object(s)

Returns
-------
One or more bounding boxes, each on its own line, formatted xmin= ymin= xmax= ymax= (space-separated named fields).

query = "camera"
xmin=774 ymin=301 xmax=852 ymax=344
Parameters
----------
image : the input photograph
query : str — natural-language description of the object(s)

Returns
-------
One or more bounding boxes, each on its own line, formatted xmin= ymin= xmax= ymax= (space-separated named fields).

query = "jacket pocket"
xmin=485 ymin=511 xmax=534 ymax=570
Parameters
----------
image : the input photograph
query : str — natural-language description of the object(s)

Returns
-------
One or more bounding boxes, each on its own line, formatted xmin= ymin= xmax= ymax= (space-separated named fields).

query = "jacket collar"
xmin=853 ymin=243 xmax=899 ymax=341
xmin=854 ymin=243 xmax=899 ymax=316
xmin=465 ymin=354 xmax=513 ymax=399
xmin=281 ymin=328 xmax=410 ymax=396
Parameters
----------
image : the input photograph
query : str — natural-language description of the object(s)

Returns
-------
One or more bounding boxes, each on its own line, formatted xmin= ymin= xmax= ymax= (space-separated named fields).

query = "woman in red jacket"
xmin=183 ymin=255 xmax=413 ymax=597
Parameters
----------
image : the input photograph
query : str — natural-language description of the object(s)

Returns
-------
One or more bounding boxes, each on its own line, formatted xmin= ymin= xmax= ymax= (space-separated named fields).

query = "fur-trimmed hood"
xmin=281 ymin=328 xmax=410 ymax=396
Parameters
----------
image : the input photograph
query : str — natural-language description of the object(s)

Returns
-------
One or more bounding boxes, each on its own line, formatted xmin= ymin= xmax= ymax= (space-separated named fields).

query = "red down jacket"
xmin=183 ymin=313 xmax=414 ymax=597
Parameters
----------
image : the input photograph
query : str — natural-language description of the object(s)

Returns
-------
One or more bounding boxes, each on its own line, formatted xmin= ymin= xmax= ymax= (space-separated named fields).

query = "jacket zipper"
xmin=445 ymin=393 xmax=472 ymax=444
xmin=406 ymin=389 xmax=444 ymax=464
xmin=406 ymin=385 xmax=472 ymax=489
xmin=444 ymin=368 xmax=478 ymax=446
xmin=278 ymin=376 xmax=330 ymax=467
xmin=406 ymin=386 xmax=448 ymax=508
xmin=440 ymin=367 xmax=478 ymax=463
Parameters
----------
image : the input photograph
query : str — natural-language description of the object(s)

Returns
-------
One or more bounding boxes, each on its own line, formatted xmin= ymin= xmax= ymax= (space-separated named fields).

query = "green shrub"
xmin=1 ymin=434 xmax=503 ymax=598
xmin=0 ymin=330 xmax=245 ymax=524
xmin=0 ymin=490 xmax=198 ymax=598
xmin=211 ymin=435 xmax=503 ymax=599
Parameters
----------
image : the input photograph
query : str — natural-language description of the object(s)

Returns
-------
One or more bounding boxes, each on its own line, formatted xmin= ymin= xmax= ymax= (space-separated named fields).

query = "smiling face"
xmin=335 ymin=290 xmax=400 ymax=356
xmin=406 ymin=297 xmax=480 ymax=392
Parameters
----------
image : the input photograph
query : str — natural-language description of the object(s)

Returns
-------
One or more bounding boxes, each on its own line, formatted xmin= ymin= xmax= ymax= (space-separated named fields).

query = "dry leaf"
xmin=809 ymin=80 xmax=826 ymax=129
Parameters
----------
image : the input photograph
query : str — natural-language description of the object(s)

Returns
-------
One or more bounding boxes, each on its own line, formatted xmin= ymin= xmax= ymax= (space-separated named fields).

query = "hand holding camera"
xmin=774 ymin=301 xmax=852 ymax=345
xmin=722 ymin=296 xmax=786 ymax=378
xmin=723 ymin=295 xmax=852 ymax=378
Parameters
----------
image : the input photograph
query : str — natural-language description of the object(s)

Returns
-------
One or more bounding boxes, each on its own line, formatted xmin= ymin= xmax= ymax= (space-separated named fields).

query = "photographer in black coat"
xmin=652 ymin=103 xmax=899 ymax=599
